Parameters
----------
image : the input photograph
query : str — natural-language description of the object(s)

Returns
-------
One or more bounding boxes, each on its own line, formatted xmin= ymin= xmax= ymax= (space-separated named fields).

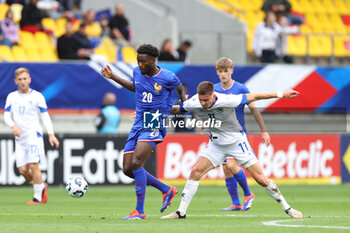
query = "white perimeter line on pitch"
xmin=0 ymin=213 xmax=350 ymax=219
xmin=262 ymin=219 xmax=350 ymax=229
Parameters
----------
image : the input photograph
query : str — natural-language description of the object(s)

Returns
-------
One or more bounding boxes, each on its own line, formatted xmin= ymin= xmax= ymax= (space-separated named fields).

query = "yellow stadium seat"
xmin=11 ymin=45 xmax=28 ymax=61
xmin=305 ymin=13 xmax=323 ymax=33
xmin=298 ymin=0 xmax=314 ymax=13
xmin=56 ymin=17 xmax=67 ymax=37
xmin=0 ymin=4 xmax=9 ymax=21
xmin=98 ymin=36 xmax=117 ymax=62
xmin=24 ymin=47 xmax=41 ymax=61
xmin=299 ymin=24 xmax=311 ymax=33
xmin=319 ymin=36 xmax=332 ymax=56
xmin=330 ymin=13 xmax=347 ymax=33
xmin=322 ymin=0 xmax=337 ymax=14
xmin=287 ymin=35 xmax=306 ymax=56
xmin=310 ymin=0 xmax=325 ymax=13
xmin=308 ymin=36 xmax=331 ymax=57
xmin=246 ymin=11 xmax=260 ymax=29
xmin=34 ymin=32 xmax=53 ymax=48
xmin=39 ymin=47 xmax=58 ymax=62
xmin=334 ymin=0 xmax=349 ymax=14
xmin=19 ymin=30 xmax=37 ymax=48
xmin=289 ymin=0 xmax=303 ymax=13
xmin=42 ymin=18 xmax=56 ymax=32
xmin=237 ymin=0 xmax=253 ymax=11
xmin=250 ymin=0 xmax=263 ymax=11
xmin=94 ymin=46 xmax=115 ymax=63
xmin=227 ymin=0 xmax=241 ymax=9
xmin=0 ymin=45 xmax=14 ymax=61
xmin=334 ymin=36 xmax=350 ymax=57
xmin=318 ymin=13 xmax=334 ymax=33
xmin=122 ymin=46 xmax=137 ymax=63
xmin=10 ymin=3 xmax=23 ymax=23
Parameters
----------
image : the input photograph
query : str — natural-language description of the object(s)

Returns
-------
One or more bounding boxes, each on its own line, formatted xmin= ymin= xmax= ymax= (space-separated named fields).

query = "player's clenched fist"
xmin=101 ymin=65 xmax=113 ymax=79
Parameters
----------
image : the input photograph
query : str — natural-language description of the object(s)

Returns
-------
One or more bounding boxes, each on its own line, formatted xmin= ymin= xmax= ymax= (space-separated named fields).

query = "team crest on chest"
xmin=154 ymin=82 xmax=162 ymax=95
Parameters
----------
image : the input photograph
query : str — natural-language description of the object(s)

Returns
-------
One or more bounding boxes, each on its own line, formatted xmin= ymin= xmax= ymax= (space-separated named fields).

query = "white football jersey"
xmin=182 ymin=92 xmax=248 ymax=145
xmin=4 ymin=89 xmax=48 ymax=135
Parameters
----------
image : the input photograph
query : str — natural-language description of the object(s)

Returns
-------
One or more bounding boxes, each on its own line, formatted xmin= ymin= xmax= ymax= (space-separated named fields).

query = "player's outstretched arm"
xmin=176 ymin=83 xmax=187 ymax=102
xmin=101 ymin=65 xmax=135 ymax=92
xmin=246 ymin=89 xmax=299 ymax=103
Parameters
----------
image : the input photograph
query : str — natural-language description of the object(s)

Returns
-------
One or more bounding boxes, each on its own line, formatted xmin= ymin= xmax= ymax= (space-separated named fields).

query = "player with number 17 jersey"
xmin=124 ymin=66 xmax=180 ymax=154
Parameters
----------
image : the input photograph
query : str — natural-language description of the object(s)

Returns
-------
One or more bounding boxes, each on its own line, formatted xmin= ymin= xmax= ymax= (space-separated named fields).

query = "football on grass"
xmin=66 ymin=176 xmax=88 ymax=198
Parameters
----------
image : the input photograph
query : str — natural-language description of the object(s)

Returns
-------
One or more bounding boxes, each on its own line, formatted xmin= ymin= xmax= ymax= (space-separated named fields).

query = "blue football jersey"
xmin=133 ymin=66 xmax=180 ymax=130
xmin=214 ymin=81 xmax=250 ymax=132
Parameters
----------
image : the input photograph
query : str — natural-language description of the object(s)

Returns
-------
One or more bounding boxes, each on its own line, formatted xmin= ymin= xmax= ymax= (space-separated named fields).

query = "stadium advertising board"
xmin=341 ymin=134 xmax=350 ymax=183
xmin=157 ymin=134 xmax=341 ymax=184
xmin=0 ymin=134 xmax=155 ymax=186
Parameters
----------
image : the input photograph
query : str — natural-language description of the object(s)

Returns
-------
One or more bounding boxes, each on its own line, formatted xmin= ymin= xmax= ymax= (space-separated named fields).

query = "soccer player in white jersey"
xmin=4 ymin=67 xmax=59 ymax=204
xmin=214 ymin=57 xmax=270 ymax=211
xmin=162 ymin=81 xmax=303 ymax=219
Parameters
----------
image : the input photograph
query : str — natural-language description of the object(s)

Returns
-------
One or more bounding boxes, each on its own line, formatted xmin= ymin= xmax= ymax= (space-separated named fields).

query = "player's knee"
xmin=222 ymin=165 xmax=233 ymax=178
xmin=122 ymin=167 xmax=133 ymax=178
xmin=18 ymin=168 xmax=28 ymax=176
xmin=189 ymin=167 xmax=202 ymax=181
xmin=131 ymin=157 xmax=142 ymax=170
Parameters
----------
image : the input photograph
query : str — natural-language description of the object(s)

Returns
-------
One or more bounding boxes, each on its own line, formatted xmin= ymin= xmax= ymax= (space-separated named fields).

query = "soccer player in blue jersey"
xmin=214 ymin=57 xmax=270 ymax=211
xmin=100 ymin=44 xmax=186 ymax=220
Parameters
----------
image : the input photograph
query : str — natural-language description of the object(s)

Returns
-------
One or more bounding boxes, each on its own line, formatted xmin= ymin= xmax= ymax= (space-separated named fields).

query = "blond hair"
xmin=215 ymin=57 xmax=233 ymax=70
xmin=15 ymin=67 xmax=29 ymax=77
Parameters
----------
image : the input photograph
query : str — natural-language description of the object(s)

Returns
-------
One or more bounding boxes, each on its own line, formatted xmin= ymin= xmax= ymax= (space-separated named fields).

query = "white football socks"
xmin=265 ymin=179 xmax=290 ymax=211
xmin=33 ymin=183 xmax=45 ymax=202
xmin=178 ymin=179 xmax=199 ymax=216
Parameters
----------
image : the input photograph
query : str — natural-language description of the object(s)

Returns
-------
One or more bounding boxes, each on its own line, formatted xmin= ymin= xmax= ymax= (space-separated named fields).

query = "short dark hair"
xmin=137 ymin=44 xmax=159 ymax=58
xmin=197 ymin=81 xmax=214 ymax=95
xmin=182 ymin=40 xmax=192 ymax=47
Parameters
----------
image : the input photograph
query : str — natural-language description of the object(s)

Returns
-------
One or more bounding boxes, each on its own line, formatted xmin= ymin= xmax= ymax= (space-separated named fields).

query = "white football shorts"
xmin=15 ymin=131 xmax=45 ymax=167
xmin=200 ymin=134 xmax=258 ymax=169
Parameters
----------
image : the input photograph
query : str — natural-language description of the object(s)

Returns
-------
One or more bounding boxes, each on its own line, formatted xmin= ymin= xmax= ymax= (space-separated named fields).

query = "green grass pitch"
xmin=0 ymin=184 xmax=349 ymax=233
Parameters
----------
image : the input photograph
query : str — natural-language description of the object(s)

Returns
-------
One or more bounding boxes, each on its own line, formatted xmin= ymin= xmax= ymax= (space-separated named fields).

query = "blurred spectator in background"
xmin=72 ymin=22 xmax=93 ymax=59
xmin=57 ymin=21 xmax=80 ymax=59
xmin=277 ymin=15 xmax=299 ymax=63
xmin=6 ymin=0 xmax=25 ymax=5
xmin=6 ymin=0 xmax=26 ymax=5
xmin=20 ymin=0 xmax=52 ymax=34
xmin=108 ymin=4 xmax=130 ymax=47
xmin=36 ymin=0 xmax=61 ymax=19
xmin=252 ymin=11 xmax=281 ymax=63
xmin=261 ymin=0 xmax=303 ymax=25
xmin=176 ymin=40 xmax=192 ymax=63
xmin=158 ymin=38 xmax=177 ymax=61
xmin=82 ymin=9 xmax=102 ymax=38
xmin=1 ymin=10 xmax=19 ymax=46
xmin=56 ymin=0 xmax=83 ymax=19
xmin=0 ymin=25 xmax=12 ymax=47
xmin=95 ymin=92 xmax=120 ymax=134
xmin=99 ymin=15 xmax=110 ymax=37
